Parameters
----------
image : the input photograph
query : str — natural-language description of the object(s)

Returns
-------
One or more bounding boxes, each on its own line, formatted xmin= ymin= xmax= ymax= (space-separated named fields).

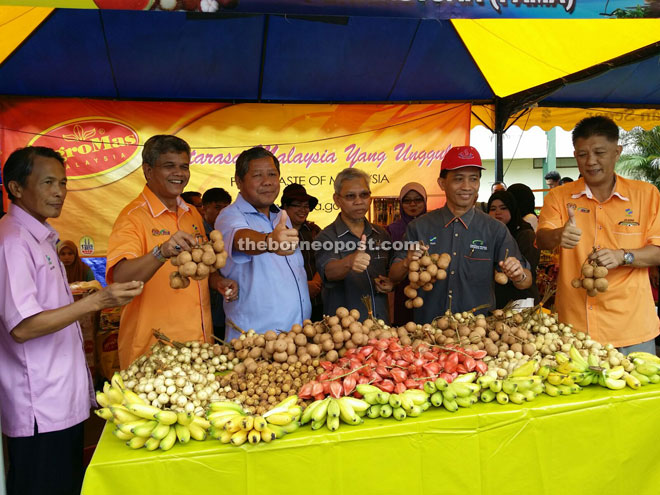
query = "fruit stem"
xmin=322 ymin=364 xmax=368 ymax=382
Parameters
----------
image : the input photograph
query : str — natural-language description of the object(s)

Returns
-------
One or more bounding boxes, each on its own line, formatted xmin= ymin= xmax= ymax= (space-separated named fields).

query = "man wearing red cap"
xmin=389 ymin=145 xmax=532 ymax=322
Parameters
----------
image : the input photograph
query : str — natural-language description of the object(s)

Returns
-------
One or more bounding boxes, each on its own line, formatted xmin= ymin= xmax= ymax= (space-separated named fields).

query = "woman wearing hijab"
xmin=387 ymin=182 xmax=427 ymax=325
xmin=57 ymin=240 xmax=95 ymax=284
xmin=488 ymin=190 xmax=540 ymax=308
xmin=507 ymin=183 xmax=538 ymax=232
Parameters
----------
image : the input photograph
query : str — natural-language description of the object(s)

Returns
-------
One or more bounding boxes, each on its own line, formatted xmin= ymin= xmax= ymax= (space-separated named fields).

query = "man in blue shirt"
xmin=215 ymin=147 xmax=311 ymax=340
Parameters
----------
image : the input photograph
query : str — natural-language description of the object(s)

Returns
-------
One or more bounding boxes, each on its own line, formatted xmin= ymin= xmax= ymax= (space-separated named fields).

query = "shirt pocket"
xmin=462 ymin=254 xmax=494 ymax=287
xmin=612 ymin=227 xmax=644 ymax=250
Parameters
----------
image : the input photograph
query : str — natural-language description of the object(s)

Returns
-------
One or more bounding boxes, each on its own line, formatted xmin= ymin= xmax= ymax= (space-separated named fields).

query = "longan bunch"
xmin=571 ymin=261 xmax=608 ymax=297
xmin=169 ymin=230 xmax=228 ymax=289
xmin=404 ymin=252 xmax=451 ymax=309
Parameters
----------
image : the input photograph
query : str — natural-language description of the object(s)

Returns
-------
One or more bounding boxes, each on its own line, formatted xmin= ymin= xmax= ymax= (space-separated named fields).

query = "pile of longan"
xmin=571 ymin=261 xmax=608 ymax=297
xmin=169 ymin=230 xmax=228 ymax=289
xmin=404 ymin=253 xmax=451 ymax=309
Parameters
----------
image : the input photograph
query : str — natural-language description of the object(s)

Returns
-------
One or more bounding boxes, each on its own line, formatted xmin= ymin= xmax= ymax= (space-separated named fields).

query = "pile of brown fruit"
xmin=169 ymin=230 xmax=228 ymax=289
xmin=571 ymin=261 xmax=608 ymax=297
xmin=403 ymin=253 xmax=451 ymax=309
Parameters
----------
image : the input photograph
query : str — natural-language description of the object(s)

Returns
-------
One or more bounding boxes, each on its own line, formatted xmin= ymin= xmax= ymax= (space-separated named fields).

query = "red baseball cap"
xmin=441 ymin=146 xmax=485 ymax=172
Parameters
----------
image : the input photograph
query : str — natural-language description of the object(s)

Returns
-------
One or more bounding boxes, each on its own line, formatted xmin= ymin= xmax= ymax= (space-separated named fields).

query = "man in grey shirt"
xmin=316 ymin=168 xmax=394 ymax=321
xmin=389 ymin=146 xmax=532 ymax=323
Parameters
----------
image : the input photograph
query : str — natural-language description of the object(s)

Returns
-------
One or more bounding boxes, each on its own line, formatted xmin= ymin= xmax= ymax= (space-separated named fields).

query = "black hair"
xmin=181 ymin=191 xmax=201 ymax=204
xmin=142 ymin=135 xmax=191 ymax=166
xmin=439 ymin=169 xmax=482 ymax=179
xmin=544 ymin=171 xmax=561 ymax=182
xmin=487 ymin=190 xmax=529 ymax=236
xmin=506 ymin=183 xmax=536 ymax=218
xmin=235 ymin=147 xmax=280 ymax=180
xmin=202 ymin=187 xmax=232 ymax=205
xmin=572 ymin=116 xmax=619 ymax=144
xmin=559 ymin=177 xmax=574 ymax=185
xmin=2 ymin=146 xmax=65 ymax=201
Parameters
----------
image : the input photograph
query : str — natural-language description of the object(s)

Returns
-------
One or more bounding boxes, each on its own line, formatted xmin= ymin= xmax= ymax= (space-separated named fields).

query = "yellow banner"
xmin=472 ymin=105 xmax=660 ymax=131
xmin=0 ymin=98 xmax=470 ymax=256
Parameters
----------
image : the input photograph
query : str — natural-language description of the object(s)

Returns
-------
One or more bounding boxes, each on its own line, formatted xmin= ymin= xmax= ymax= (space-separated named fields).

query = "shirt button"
xmin=453 ymin=252 xmax=457 ymax=256
xmin=598 ymin=206 xmax=602 ymax=209
xmin=589 ymin=306 xmax=593 ymax=310
xmin=448 ymin=289 xmax=453 ymax=294
xmin=450 ymin=270 xmax=455 ymax=275
xmin=598 ymin=226 xmax=602 ymax=230
xmin=454 ymin=233 xmax=459 ymax=237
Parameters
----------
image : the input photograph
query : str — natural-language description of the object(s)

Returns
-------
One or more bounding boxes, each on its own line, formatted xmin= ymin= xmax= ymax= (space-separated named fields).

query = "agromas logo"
xmin=29 ymin=117 xmax=141 ymax=190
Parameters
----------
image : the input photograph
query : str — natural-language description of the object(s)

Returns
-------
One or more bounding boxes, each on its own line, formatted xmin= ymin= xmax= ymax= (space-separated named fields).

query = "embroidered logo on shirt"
xmin=618 ymin=220 xmax=640 ymax=226
xmin=152 ymin=228 xmax=170 ymax=236
xmin=577 ymin=207 xmax=590 ymax=213
xmin=45 ymin=254 xmax=53 ymax=265
xmin=429 ymin=236 xmax=437 ymax=245
xmin=469 ymin=239 xmax=488 ymax=251
xmin=625 ymin=208 xmax=633 ymax=216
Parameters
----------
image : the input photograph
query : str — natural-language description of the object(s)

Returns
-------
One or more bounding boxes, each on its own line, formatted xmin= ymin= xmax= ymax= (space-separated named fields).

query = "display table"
xmin=82 ymin=386 xmax=660 ymax=495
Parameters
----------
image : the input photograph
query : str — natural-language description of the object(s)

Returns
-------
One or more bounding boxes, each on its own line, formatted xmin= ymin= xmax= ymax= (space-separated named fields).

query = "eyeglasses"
xmin=402 ymin=198 xmax=424 ymax=205
xmin=288 ymin=202 xmax=310 ymax=209
xmin=338 ymin=192 xmax=371 ymax=202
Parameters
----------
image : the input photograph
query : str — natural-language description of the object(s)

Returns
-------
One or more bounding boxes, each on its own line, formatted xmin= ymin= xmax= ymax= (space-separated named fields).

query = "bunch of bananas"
xmin=423 ymin=373 xmax=480 ymax=411
xmin=551 ymin=347 xmax=640 ymax=390
xmin=95 ymin=373 xmax=209 ymax=451
xmin=208 ymin=396 xmax=301 ymax=446
xmin=629 ymin=353 xmax=660 ymax=386
xmin=477 ymin=373 xmax=545 ymax=405
xmin=301 ymin=395 xmax=370 ymax=430
xmin=357 ymin=384 xmax=429 ymax=420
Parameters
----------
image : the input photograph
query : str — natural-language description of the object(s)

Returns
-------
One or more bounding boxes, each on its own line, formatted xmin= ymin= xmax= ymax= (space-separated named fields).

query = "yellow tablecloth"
xmin=83 ymin=386 xmax=660 ymax=495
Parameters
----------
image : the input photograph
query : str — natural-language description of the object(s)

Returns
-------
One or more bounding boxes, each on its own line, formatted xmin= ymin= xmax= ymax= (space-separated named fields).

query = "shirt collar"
xmin=333 ymin=214 xmax=373 ymax=239
xmin=440 ymin=205 xmax=475 ymax=229
xmin=570 ymin=175 xmax=630 ymax=202
xmin=235 ymin=193 xmax=280 ymax=219
xmin=8 ymin=203 xmax=59 ymax=244
xmin=141 ymin=185 xmax=191 ymax=218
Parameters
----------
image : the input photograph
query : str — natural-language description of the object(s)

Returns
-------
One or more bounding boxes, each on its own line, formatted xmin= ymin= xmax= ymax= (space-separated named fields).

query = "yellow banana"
xmin=569 ymin=347 xmax=588 ymax=372
xmin=627 ymin=352 xmax=660 ymax=365
xmin=267 ymin=423 xmax=286 ymax=439
xmin=112 ymin=427 xmax=134 ymax=441
xmin=511 ymin=360 xmax=537 ymax=377
xmin=604 ymin=377 xmax=626 ymax=390
xmin=489 ymin=380 xmax=503 ymax=393
xmin=151 ymin=423 xmax=171 ymax=440
xmin=175 ymin=424 xmax=191 ymax=444
xmin=177 ymin=411 xmax=195 ymax=426
xmin=631 ymin=370 xmax=650 ymax=385
xmin=248 ymin=429 xmax=261 ymax=445
xmin=211 ymin=414 xmax=239 ymax=429
xmin=188 ymin=422 xmax=207 ymax=441
xmin=224 ymin=418 xmax=243 ymax=433
xmin=95 ymin=391 xmax=111 ymax=408
xmin=208 ymin=401 xmax=245 ymax=414
xmin=95 ymin=408 xmax=114 ymax=422
xmin=122 ymin=389 xmax=145 ymax=406
xmin=106 ymin=386 xmax=124 ymax=406
xmin=326 ymin=415 xmax=340 ymax=431
xmin=110 ymin=405 xmax=141 ymax=424
xmin=266 ymin=413 xmax=295 ymax=426
xmin=544 ymin=383 xmax=560 ymax=397
xmin=154 ymin=410 xmax=178 ymax=426
xmin=230 ymin=429 xmax=248 ymax=446
xmin=240 ymin=415 xmax=254 ymax=431
xmin=453 ymin=372 xmax=477 ymax=383
xmin=327 ymin=399 xmax=340 ymax=419
xmin=260 ymin=426 xmax=276 ymax=443
xmin=607 ymin=366 xmax=625 ymax=380
xmin=337 ymin=397 xmax=359 ymax=425
xmin=159 ymin=427 xmax=177 ymax=451
xmin=111 ymin=372 xmax=125 ymax=390
xmin=263 ymin=395 xmax=299 ymax=418
xmin=145 ymin=436 xmax=160 ymax=451
xmin=192 ymin=416 xmax=210 ymax=430
xmin=555 ymin=352 xmax=570 ymax=366
xmin=253 ymin=416 xmax=267 ymax=431
xmin=126 ymin=403 xmax=161 ymax=420
xmin=508 ymin=392 xmax=526 ymax=404
xmin=116 ymin=420 xmax=148 ymax=435
xmin=127 ymin=436 xmax=148 ymax=449
xmin=219 ymin=429 xmax=233 ymax=444
xmin=132 ymin=420 xmax=158 ymax=438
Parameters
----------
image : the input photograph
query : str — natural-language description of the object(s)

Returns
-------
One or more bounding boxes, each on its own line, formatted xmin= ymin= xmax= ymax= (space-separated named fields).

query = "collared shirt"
xmin=396 ymin=205 xmax=528 ymax=323
xmin=106 ymin=186 xmax=212 ymax=368
xmin=0 ymin=204 xmax=93 ymax=437
xmin=538 ymin=176 xmax=660 ymax=346
xmin=316 ymin=215 xmax=392 ymax=322
xmin=215 ymin=194 xmax=311 ymax=341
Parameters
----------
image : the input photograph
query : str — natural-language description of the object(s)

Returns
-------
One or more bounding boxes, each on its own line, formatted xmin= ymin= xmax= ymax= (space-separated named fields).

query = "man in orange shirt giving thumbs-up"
xmin=316 ymin=168 xmax=394 ymax=322
xmin=215 ymin=147 xmax=311 ymax=340
xmin=538 ymin=116 xmax=660 ymax=355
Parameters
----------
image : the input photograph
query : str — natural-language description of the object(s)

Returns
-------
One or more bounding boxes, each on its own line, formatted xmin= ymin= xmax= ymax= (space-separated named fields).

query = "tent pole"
xmin=495 ymin=129 xmax=504 ymax=183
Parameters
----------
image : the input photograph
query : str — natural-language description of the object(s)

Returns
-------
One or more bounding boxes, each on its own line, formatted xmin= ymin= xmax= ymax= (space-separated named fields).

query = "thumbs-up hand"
xmin=270 ymin=210 xmax=299 ymax=256
xmin=350 ymin=234 xmax=371 ymax=273
xmin=560 ymin=205 xmax=582 ymax=249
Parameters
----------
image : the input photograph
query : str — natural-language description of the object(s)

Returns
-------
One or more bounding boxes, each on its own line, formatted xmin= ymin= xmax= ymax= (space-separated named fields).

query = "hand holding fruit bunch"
xmin=571 ymin=258 xmax=609 ymax=297
xmin=169 ymin=230 xmax=228 ymax=289
xmin=404 ymin=248 xmax=451 ymax=309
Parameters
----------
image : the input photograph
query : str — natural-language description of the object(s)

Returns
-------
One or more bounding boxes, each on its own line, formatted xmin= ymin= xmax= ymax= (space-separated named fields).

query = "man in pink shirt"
xmin=0 ymin=147 xmax=143 ymax=495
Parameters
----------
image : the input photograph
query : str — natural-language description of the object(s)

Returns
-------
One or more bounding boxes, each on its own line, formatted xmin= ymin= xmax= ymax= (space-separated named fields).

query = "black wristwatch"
xmin=622 ymin=250 xmax=634 ymax=266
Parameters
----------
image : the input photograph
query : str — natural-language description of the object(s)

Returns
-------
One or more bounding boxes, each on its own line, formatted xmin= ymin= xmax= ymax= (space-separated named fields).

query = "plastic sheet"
xmin=83 ymin=386 xmax=660 ymax=495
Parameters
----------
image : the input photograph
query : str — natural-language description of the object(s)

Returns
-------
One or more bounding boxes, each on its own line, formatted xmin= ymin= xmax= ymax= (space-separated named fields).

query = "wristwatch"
xmin=622 ymin=250 xmax=634 ymax=266
xmin=152 ymin=244 xmax=167 ymax=263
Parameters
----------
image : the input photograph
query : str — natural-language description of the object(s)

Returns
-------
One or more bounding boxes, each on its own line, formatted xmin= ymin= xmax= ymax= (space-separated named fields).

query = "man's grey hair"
xmin=334 ymin=168 xmax=370 ymax=194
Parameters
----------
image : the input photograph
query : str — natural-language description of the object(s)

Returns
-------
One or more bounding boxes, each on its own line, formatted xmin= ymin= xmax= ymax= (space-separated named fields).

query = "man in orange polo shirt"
xmin=538 ymin=116 xmax=660 ymax=355
xmin=107 ymin=135 xmax=217 ymax=368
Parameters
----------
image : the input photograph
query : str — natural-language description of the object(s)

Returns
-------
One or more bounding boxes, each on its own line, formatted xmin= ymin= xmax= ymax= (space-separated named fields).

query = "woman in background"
xmin=387 ymin=182 xmax=427 ymax=325
xmin=507 ymin=183 xmax=538 ymax=232
xmin=488 ymin=191 xmax=540 ymax=308
xmin=58 ymin=240 xmax=95 ymax=284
